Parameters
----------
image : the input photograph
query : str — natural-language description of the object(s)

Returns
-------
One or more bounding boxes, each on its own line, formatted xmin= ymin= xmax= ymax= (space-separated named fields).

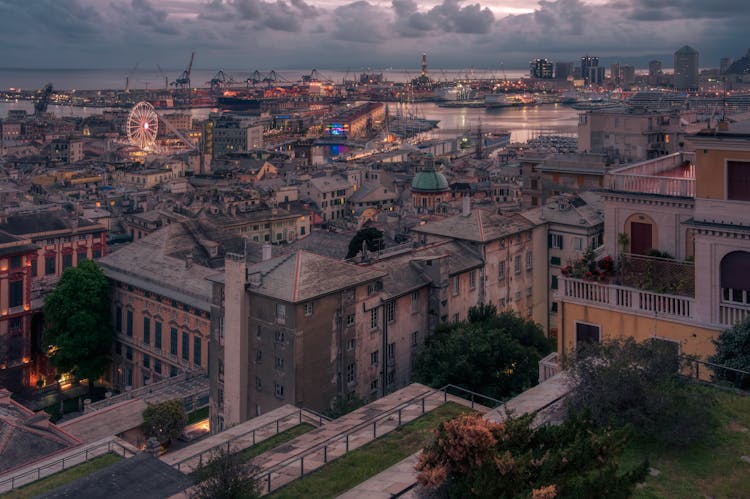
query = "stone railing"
xmin=559 ymin=277 xmax=694 ymax=321
xmin=538 ymin=352 xmax=559 ymax=383
xmin=606 ymin=152 xmax=695 ymax=198
xmin=719 ymin=301 xmax=750 ymax=327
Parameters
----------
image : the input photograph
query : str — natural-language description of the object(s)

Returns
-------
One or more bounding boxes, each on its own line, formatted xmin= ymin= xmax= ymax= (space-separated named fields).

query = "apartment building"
xmin=410 ymin=204 xmax=540 ymax=324
xmin=304 ymin=175 xmax=352 ymax=222
xmin=521 ymin=192 xmax=604 ymax=338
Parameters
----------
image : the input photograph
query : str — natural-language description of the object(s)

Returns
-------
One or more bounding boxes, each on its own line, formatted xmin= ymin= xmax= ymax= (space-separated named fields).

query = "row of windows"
xmin=115 ymin=344 xmax=180 ymax=378
xmin=255 ymin=377 xmax=285 ymax=398
xmin=116 ymin=307 xmax=203 ymax=366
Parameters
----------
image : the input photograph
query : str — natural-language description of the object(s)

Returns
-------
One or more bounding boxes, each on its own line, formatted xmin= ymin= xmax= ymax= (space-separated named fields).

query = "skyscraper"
xmin=580 ymin=55 xmax=601 ymax=85
xmin=674 ymin=45 xmax=699 ymax=91
xmin=529 ymin=58 xmax=554 ymax=79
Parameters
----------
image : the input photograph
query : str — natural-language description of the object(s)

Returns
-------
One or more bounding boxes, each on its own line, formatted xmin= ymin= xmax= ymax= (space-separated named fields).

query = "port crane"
xmin=171 ymin=52 xmax=195 ymax=105
xmin=34 ymin=83 xmax=54 ymax=114
xmin=172 ymin=52 xmax=195 ymax=89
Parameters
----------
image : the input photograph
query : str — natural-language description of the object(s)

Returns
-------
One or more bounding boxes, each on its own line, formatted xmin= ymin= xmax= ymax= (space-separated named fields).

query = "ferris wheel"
xmin=127 ymin=101 xmax=159 ymax=150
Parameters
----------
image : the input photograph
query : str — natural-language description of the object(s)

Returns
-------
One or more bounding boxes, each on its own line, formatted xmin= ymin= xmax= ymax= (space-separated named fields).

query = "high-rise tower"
xmin=674 ymin=45 xmax=699 ymax=91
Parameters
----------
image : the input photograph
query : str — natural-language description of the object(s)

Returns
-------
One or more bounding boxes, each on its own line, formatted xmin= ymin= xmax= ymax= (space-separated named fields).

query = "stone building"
xmin=212 ymin=251 xmax=386 ymax=430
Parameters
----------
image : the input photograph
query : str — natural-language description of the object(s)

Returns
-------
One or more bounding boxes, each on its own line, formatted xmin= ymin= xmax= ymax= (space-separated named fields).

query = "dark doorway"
xmin=630 ymin=222 xmax=653 ymax=255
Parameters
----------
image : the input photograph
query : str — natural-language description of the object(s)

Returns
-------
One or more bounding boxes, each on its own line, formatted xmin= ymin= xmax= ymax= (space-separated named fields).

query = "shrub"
xmin=568 ymin=338 xmax=716 ymax=446
xmin=416 ymin=412 xmax=647 ymax=499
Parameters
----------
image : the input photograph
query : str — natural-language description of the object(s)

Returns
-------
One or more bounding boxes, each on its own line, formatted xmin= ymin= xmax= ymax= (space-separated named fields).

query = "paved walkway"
xmin=161 ymin=404 xmax=302 ymax=472
xmin=58 ymin=376 xmax=209 ymax=443
xmin=59 ymin=399 xmax=147 ymax=443
xmin=337 ymin=374 xmax=572 ymax=499
xmin=252 ymin=384 xmax=488 ymax=495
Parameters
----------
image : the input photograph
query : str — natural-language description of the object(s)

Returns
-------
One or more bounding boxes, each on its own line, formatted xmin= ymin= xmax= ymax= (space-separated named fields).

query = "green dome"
xmin=411 ymin=169 xmax=449 ymax=192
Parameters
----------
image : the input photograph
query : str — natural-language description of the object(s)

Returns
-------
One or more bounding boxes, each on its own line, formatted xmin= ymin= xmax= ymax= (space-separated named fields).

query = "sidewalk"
xmin=161 ymin=404 xmax=302 ymax=472
xmin=336 ymin=375 xmax=571 ymax=499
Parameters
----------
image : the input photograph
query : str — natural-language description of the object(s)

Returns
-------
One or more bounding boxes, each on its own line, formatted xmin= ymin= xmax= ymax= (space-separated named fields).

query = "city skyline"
xmin=0 ymin=0 xmax=748 ymax=70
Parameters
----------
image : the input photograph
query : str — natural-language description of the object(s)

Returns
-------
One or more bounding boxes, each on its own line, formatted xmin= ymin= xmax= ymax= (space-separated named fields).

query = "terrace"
xmin=606 ymin=152 xmax=695 ymax=198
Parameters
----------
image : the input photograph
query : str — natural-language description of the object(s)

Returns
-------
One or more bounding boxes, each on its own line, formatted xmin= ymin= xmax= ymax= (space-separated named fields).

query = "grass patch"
xmin=621 ymin=386 xmax=750 ymax=499
xmin=238 ymin=423 xmax=316 ymax=462
xmin=187 ymin=406 xmax=209 ymax=425
xmin=268 ymin=402 xmax=474 ymax=499
xmin=2 ymin=453 xmax=123 ymax=499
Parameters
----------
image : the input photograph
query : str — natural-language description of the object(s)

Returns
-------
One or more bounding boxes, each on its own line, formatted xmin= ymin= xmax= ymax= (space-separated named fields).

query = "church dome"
xmin=411 ymin=168 xmax=449 ymax=192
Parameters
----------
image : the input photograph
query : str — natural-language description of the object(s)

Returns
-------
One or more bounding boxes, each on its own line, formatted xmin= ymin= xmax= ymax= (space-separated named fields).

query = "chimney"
xmin=262 ymin=243 xmax=272 ymax=261
xmin=185 ymin=254 xmax=193 ymax=269
xmin=462 ymin=196 xmax=471 ymax=217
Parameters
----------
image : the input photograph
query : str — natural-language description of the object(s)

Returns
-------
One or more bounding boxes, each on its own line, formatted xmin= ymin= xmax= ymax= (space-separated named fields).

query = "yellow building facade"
xmin=557 ymin=124 xmax=750 ymax=366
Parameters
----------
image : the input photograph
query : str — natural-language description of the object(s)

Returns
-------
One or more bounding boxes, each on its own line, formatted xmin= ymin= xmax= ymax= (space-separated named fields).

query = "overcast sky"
xmin=1 ymin=0 xmax=748 ymax=70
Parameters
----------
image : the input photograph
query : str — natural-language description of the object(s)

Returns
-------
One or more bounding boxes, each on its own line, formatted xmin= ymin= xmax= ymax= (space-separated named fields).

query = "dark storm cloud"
xmin=1 ymin=0 xmax=750 ymax=70
xmin=626 ymin=0 xmax=750 ymax=21
xmin=392 ymin=0 xmax=494 ymax=37
xmin=198 ymin=0 xmax=319 ymax=32
xmin=331 ymin=2 xmax=390 ymax=43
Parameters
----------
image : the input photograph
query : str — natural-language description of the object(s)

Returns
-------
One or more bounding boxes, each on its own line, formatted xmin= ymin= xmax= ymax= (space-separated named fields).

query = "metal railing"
xmin=89 ymin=369 xmax=207 ymax=410
xmin=680 ymin=356 xmax=750 ymax=391
xmin=173 ymin=407 xmax=331 ymax=472
xmin=253 ymin=384 xmax=503 ymax=495
xmin=0 ymin=439 xmax=136 ymax=493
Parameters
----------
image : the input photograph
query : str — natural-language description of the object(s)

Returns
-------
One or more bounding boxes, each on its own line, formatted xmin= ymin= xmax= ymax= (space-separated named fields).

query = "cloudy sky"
xmin=0 ymin=0 xmax=748 ymax=70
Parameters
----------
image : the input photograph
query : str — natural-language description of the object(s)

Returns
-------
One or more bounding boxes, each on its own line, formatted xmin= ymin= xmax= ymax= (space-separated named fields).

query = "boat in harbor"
xmin=216 ymin=96 xmax=262 ymax=112
xmin=485 ymin=93 xmax=536 ymax=109
xmin=483 ymin=129 xmax=511 ymax=149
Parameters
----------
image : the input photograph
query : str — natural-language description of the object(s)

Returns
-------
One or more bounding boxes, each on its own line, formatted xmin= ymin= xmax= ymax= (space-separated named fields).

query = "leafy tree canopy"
xmin=414 ymin=305 xmax=553 ymax=400
xmin=416 ymin=412 xmax=648 ymax=499
xmin=191 ymin=446 xmax=260 ymax=499
xmin=43 ymin=260 xmax=115 ymax=391
xmin=142 ymin=399 xmax=188 ymax=444
xmin=709 ymin=317 xmax=750 ymax=389
xmin=346 ymin=227 xmax=384 ymax=259
xmin=568 ymin=338 xmax=716 ymax=446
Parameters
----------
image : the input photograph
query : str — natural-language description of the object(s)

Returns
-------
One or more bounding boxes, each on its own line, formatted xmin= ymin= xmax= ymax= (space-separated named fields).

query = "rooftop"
xmin=247 ymin=250 xmax=386 ymax=303
xmin=43 ymin=453 xmax=192 ymax=499
xmin=411 ymin=209 xmax=534 ymax=243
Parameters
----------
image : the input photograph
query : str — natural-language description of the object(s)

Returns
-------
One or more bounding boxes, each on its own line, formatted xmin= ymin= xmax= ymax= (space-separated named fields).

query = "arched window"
xmin=720 ymin=251 xmax=750 ymax=304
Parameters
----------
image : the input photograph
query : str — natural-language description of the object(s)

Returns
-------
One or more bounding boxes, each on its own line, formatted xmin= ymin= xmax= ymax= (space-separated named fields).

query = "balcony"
xmin=719 ymin=301 xmax=750 ymax=327
xmin=606 ymin=152 xmax=695 ymax=198
xmin=620 ymin=252 xmax=694 ymax=297
xmin=559 ymin=277 xmax=694 ymax=322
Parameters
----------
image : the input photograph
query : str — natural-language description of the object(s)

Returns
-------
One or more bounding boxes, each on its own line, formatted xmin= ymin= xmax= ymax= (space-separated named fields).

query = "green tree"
xmin=568 ymin=338 xmax=716 ymax=446
xmin=416 ymin=412 xmax=648 ymax=499
xmin=709 ymin=317 xmax=750 ymax=389
xmin=191 ymin=446 xmax=260 ymax=499
xmin=43 ymin=259 xmax=115 ymax=394
xmin=346 ymin=227 xmax=384 ymax=259
xmin=142 ymin=400 xmax=188 ymax=445
xmin=414 ymin=308 xmax=553 ymax=400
